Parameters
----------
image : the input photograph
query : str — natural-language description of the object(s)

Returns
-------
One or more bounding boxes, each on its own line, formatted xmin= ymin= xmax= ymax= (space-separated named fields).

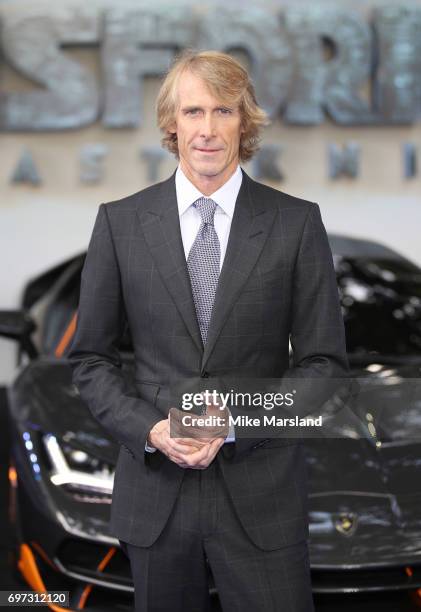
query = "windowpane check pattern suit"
xmin=68 ymin=169 xmax=348 ymax=610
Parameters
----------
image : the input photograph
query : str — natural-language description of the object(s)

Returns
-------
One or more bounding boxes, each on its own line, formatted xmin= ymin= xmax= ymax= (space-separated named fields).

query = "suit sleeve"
xmin=286 ymin=202 xmax=348 ymax=378
xmin=229 ymin=202 xmax=349 ymax=457
xmin=67 ymin=204 xmax=163 ymax=463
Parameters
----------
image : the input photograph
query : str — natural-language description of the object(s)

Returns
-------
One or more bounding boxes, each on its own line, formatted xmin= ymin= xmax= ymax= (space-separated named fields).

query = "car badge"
xmin=335 ymin=512 xmax=357 ymax=536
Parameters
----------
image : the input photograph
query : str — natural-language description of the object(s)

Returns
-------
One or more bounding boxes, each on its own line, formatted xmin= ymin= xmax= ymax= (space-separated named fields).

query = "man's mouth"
xmin=194 ymin=147 xmax=222 ymax=153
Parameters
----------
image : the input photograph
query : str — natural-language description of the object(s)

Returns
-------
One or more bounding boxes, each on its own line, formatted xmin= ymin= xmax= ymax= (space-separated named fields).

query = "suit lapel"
xmin=202 ymin=170 xmax=277 ymax=368
xmin=136 ymin=174 xmax=203 ymax=353
xmin=136 ymin=170 xmax=277 ymax=365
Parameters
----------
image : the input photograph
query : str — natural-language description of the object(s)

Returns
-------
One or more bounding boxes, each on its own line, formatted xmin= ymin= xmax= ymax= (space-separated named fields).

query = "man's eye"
xmin=218 ymin=108 xmax=232 ymax=114
xmin=186 ymin=109 xmax=200 ymax=115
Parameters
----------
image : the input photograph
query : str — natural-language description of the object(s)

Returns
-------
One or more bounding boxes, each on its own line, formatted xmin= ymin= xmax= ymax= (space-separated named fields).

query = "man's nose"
xmin=200 ymin=113 xmax=216 ymax=138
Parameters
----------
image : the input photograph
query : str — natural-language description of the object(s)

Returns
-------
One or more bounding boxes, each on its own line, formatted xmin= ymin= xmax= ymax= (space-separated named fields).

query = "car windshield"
xmin=335 ymin=255 xmax=421 ymax=358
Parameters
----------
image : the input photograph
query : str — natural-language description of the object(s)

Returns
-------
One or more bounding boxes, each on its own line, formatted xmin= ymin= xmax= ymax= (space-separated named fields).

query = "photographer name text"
xmin=180 ymin=415 xmax=323 ymax=428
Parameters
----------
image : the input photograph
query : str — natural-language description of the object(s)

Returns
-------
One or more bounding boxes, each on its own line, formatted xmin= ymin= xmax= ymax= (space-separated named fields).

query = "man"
xmin=68 ymin=50 xmax=348 ymax=611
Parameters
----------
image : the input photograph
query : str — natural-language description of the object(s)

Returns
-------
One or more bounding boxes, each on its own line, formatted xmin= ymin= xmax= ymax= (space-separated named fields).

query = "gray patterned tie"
xmin=187 ymin=197 xmax=221 ymax=345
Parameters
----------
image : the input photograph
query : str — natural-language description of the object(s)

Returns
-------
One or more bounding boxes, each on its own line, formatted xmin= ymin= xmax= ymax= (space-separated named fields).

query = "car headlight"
xmin=43 ymin=433 xmax=114 ymax=496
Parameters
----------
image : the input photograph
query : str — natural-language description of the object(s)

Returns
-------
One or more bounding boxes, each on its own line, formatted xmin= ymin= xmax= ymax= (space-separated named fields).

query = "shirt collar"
xmin=175 ymin=165 xmax=242 ymax=219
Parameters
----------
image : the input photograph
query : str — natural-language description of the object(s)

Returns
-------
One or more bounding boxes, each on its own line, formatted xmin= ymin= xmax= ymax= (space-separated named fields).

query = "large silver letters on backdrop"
xmin=0 ymin=4 xmax=420 ymax=130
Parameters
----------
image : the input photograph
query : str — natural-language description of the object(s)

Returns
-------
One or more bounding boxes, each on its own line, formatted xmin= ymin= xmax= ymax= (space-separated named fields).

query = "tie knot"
xmin=193 ymin=197 xmax=217 ymax=225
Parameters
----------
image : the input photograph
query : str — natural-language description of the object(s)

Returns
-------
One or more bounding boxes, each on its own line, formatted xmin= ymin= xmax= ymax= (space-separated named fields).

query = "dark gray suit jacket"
xmin=68 ymin=169 xmax=348 ymax=550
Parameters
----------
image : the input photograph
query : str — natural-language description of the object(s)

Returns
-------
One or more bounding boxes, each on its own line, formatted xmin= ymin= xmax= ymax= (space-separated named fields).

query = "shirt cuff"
xmin=224 ymin=413 xmax=235 ymax=443
xmin=145 ymin=442 xmax=157 ymax=453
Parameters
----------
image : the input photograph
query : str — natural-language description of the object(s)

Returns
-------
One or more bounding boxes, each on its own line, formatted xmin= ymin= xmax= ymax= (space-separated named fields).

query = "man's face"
xmin=169 ymin=70 xmax=244 ymax=192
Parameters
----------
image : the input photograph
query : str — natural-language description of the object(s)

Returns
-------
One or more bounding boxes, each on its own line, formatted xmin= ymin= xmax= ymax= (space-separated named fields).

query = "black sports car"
xmin=1 ymin=234 xmax=421 ymax=611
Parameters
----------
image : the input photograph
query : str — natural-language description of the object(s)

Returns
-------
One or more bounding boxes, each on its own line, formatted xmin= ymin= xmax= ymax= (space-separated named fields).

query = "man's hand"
xmin=169 ymin=405 xmax=229 ymax=441
xmin=173 ymin=436 xmax=225 ymax=469
xmin=147 ymin=418 xmax=225 ymax=469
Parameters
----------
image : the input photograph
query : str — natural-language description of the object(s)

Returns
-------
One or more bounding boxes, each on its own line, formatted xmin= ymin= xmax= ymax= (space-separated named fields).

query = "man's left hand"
xmin=173 ymin=435 xmax=225 ymax=469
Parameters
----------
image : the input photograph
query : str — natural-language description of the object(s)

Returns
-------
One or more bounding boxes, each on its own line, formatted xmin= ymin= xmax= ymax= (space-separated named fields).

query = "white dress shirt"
xmin=175 ymin=164 xmax=242 ymax=266
xmin=145 ymin=165 xmax=242 ymax=452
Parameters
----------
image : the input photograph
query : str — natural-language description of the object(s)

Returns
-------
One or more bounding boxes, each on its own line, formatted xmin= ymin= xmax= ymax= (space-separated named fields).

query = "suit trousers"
xmin=120 ymin=459 xmax=315 ymax=612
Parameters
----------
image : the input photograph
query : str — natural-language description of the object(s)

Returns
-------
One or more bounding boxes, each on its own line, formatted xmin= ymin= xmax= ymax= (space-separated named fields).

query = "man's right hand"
xmin=147 ymin=418 xmax=224 ymax=469
xmin=169 ymin=405 xmax=229 ymax=440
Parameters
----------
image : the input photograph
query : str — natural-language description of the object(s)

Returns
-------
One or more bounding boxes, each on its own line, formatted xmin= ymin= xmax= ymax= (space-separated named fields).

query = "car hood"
xmin=9 ymin=358 xmax=119 ymax=465
xmin=307 ymin=361 xmax=421 ymax=568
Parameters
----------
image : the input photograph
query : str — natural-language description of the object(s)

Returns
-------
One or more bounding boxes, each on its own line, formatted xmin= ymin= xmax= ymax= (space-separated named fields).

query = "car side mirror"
xmin=0 ymin=310 xmax=38 ymax=358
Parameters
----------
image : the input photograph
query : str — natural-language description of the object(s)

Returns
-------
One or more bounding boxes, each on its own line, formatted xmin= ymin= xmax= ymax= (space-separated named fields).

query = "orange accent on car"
xmin=77 ymin=547 xmax=117 ymax=609
xmin=17 ymin=543 xmax=71 ymax=611
xmin=8 ymin=466 xmax=17 ymax=486
xmin=411 ymin=588 xmax=421 ymax=609
xmin=406 ymin=566 xmax=414 ymax=577
xmin=55 ymin=312 xmax=77 ymax=358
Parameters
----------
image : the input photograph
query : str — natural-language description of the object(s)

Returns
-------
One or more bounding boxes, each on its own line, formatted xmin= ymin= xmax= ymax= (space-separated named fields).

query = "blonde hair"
xmin=156 ymin=50 xmax=269 ymax=162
